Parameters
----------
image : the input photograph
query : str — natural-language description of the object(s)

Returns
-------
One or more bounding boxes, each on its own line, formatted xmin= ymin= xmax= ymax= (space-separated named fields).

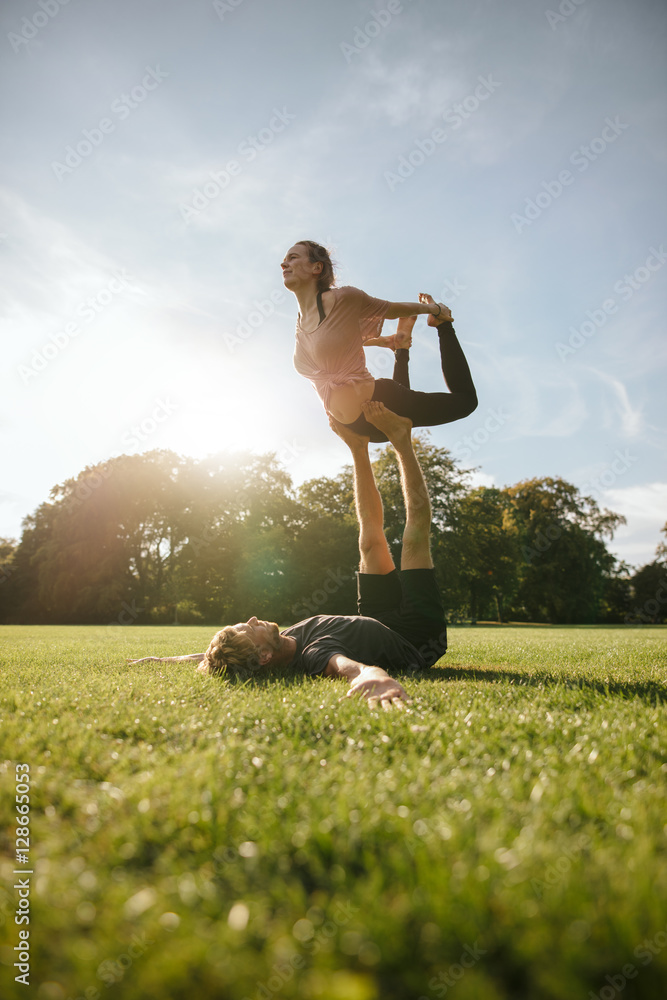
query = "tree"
xmin=290 ymin=473 xmax=359 ymax=620
xmin=1 ymin=445 xmax=629 ymax=627
xmin=177 ymin=450 xmax=306 ymax=623
xmin=367 ymin=433 xmax=469 ymax=557
xmin=626 ymin=522 xmax=667 ymax=624
xmin=503 ymin=477 xmax=626 ymax=623
xmin=0 ymin=537 xmax=18 ymax=621
xmin=440 ymin=488 xmax=521 ymax=621
xmin=5 ymin=450 xmax=306 ymax=625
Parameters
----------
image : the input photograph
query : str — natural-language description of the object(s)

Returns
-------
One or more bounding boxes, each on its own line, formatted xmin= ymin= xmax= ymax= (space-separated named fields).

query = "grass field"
xmin=1 ymin=624 xmax=666 ymax=1000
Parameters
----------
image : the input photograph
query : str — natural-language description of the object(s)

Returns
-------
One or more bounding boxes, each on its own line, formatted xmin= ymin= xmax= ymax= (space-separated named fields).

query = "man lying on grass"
xmin=129 ymin=403 xmax=447 ymax=710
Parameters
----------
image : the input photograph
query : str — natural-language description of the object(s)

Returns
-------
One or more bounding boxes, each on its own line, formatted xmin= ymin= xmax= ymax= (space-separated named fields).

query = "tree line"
xmin=0 ymin=441 xmax=664 ymax=626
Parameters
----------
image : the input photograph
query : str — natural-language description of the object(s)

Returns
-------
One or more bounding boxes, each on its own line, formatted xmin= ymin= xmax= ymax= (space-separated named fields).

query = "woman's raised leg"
xmin=391 ymin=314 xmax=416 ymax=389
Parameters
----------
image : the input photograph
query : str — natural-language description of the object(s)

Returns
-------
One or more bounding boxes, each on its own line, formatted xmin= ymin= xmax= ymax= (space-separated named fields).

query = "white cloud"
xmin=602 ymin=482 xmax=667 ymax=567
xmin=487 ymin=355 xmax=589 ymax=439
xmin=590 ymin=369 xmax=644 ymax=438
xmin=467 ymin=470 xmax=496 ymax=490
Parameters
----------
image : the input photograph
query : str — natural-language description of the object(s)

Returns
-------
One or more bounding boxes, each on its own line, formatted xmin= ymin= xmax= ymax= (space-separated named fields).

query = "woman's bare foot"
xmin=328 ymin=414 xmax=370 ymax=450
xmin=361 ymin=401 xmax=412 ymax=445
xmin=419 ymin=292 xmax=453 ymax=327
xmin=395 ymin=314 xmax=417 ymax=349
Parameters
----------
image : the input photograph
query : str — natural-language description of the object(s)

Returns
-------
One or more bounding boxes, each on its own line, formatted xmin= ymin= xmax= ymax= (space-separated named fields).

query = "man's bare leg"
xmin=329 ymin=417 xmax=395 ymax=575
xmin=361 ymin=401 xmax=433 ymax=571
xmin=395 ymin=313 xmax=417 ymax=349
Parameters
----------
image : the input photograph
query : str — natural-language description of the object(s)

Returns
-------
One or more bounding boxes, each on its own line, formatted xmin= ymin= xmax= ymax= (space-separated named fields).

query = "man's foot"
xmin=328 ymin=414 xmax=370 ymax=450
xmin=361 ymin=401 xmax=412 ymax=446
xmin=395 ymin=314 xmax=417 ymax=349
xmin=419 ymin=293 xmax=453 ymax=328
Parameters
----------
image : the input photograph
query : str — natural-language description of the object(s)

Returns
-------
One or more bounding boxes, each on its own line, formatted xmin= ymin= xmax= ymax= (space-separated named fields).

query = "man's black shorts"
xmin=357 ymin=568 xmax=447 ymax=668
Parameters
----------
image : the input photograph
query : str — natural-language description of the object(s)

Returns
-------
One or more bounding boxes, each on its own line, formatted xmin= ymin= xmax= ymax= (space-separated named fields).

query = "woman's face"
xmin=281 ymin=244 xmax=321 ymax=290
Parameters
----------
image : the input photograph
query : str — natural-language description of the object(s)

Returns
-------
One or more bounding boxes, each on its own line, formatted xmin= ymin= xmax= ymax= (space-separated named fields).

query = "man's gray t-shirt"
xmin=282 ymin=615 xmax=427 ymax=676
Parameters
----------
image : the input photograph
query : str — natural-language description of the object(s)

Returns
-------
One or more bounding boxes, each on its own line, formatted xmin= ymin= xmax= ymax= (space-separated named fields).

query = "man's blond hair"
xmin=200 ymin=627 xmax=263 ymax=680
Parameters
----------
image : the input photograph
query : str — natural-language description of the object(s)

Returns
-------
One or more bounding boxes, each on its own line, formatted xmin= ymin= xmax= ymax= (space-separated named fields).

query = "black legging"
xmin=344 ymin=321 xmax=477 ymax=443
xmin=392 ymin=347 xmax=410 ymax=389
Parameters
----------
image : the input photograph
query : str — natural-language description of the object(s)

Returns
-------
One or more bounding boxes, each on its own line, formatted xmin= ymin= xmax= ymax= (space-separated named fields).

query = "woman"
xmin=282 ymin=240 xmax=477 ymax=442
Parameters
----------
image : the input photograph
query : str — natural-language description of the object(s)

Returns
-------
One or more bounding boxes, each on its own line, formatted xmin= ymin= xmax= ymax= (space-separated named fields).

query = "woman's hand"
xmin=419 ymin=293 xmax=453 ymax=326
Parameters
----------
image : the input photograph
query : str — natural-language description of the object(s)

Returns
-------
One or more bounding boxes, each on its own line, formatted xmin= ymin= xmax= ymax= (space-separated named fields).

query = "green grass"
xmin=0 ymin=625 xmax=666 ymax=1000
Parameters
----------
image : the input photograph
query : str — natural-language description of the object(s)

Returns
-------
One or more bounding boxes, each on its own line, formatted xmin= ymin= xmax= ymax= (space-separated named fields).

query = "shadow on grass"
xmin=424 ymin=663 xmax=667 ymax=704
xmin=200 ymin=662 xmax=666 ymax=705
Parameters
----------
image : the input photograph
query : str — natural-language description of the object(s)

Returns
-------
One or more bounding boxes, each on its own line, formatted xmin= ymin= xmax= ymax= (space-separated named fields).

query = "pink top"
xmin=293 ymin=286 xmax=389 ymax=414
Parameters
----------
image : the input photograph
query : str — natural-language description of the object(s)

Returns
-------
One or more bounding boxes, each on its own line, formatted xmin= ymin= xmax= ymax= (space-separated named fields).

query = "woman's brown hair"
xmin=295 ymin=240 xmax=336 ymax=293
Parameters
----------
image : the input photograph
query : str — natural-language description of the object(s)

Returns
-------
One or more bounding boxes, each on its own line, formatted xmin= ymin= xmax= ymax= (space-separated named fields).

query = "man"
xmin=129 ymin=402 xmax=447 ymax=710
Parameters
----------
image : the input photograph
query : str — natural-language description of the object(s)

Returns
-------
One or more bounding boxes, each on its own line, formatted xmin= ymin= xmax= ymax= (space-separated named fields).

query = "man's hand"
xmin=325 ymin=657 xmax=412 ymax=711
xmin=126 ymin=654 xmax=205 ymax=665
xmin=344 ymin=667 xmax=411 ymax=711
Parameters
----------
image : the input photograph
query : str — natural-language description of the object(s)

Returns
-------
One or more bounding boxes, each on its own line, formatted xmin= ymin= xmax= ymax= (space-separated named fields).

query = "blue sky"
xmin=1 ymin=0 xmax=665 ymax=567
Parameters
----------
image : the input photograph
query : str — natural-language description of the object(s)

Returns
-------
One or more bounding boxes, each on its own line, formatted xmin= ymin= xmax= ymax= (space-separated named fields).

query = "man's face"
xmin=232 ymin=617 xmax=281 ymax=652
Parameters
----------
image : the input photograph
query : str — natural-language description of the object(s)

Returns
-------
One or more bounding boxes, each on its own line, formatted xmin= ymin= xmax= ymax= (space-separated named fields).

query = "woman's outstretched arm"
xmin=366 ymin=298 xmax=451 ymax=347
xmin=385 ymin=297 xmax=451 ymax=321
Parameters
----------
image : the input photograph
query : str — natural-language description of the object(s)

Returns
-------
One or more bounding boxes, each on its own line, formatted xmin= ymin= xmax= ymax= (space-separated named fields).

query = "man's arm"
xmin=126 ymin=654 xmax=205 ymax=665
xmin=323 ymin=653 xmax=410 ymax=710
